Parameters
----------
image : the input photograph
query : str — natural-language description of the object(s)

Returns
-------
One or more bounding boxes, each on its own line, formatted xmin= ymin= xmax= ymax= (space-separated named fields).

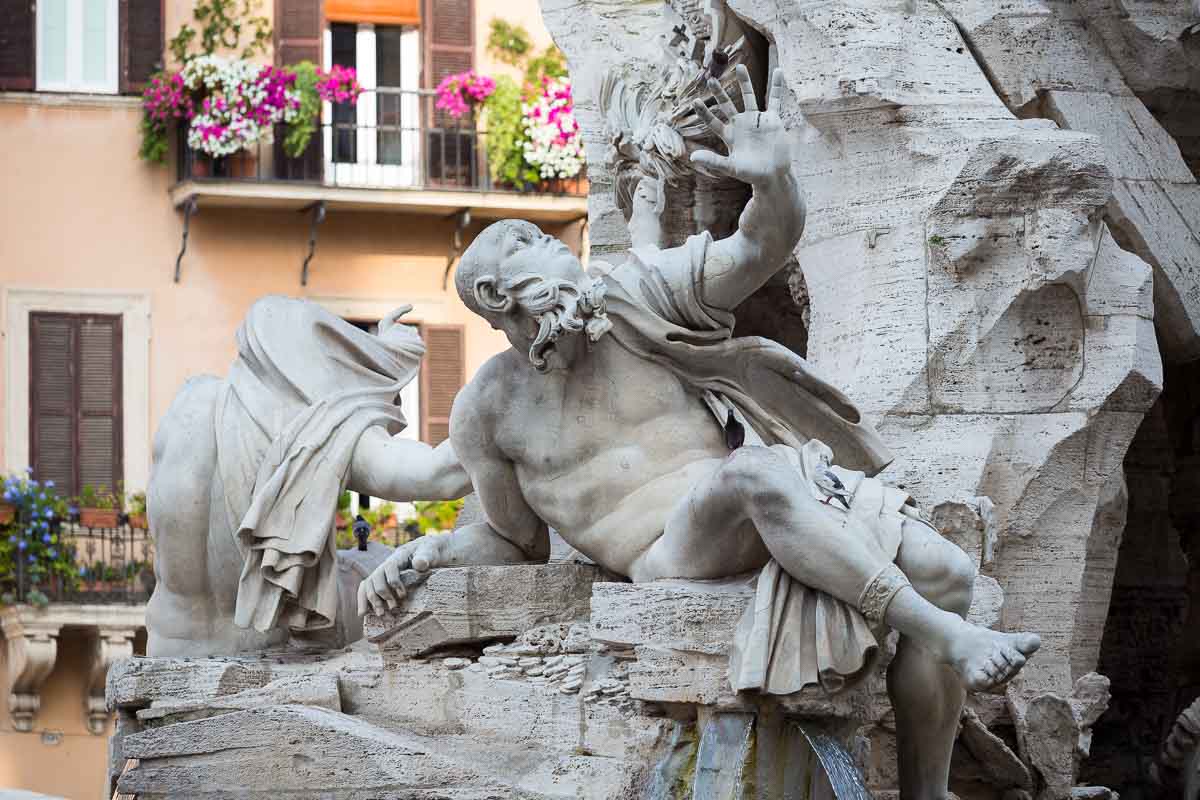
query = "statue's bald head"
xmin=454 ymin=219 xmax=612 ymax=372
xmin=454 ymin=220 xmax=545 ymax=314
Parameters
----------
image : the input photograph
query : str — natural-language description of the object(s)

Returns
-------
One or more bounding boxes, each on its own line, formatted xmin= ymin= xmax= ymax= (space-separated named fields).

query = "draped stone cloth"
xmin=593 ymin=234 xmax=916 ymax=694
xmin=214 ymin=296 xmax=424 ymax=634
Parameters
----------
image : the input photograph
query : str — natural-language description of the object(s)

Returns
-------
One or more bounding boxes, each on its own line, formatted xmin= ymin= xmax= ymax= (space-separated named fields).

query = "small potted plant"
xmin=127 ymin=491 xmax=148 ymax=530
xmin=78 ymin=485 xmax=120 ymax=528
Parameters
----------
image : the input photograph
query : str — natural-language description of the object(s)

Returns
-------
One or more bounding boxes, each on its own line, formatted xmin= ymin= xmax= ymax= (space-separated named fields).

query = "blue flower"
xmin=25 ymin=466 xmax=33 ymax=474
xmin=43 ymin=507 xmax=54 ymax=519
xmin=27 ymin=554 xmax=35 ymax=563
xmin=67 ymin=505 xmax=78 ymax=516
xmin=2 ymin=490 xmax=13 ymax=502
xmin=37 ymin=520 xmax=48 ymax=530
xmin=45 ymin=480 xmax=54 ymax=489
xmin=41 ymin=533 xmax=52 ymax=544
xmin=7 ymin=535 xmax=16 ymax=544
xmin=17 ymin=540 xmax=26 ymax=551
xmin=78 ymin=566 xmax=87 ymax=576
xmin=47 ymin=549 xmax=57 ymax=559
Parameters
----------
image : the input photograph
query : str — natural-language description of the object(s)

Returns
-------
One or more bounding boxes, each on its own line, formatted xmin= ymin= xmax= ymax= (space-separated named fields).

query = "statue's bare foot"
xmin=946 ymin=625 xmax=1041 ymax=692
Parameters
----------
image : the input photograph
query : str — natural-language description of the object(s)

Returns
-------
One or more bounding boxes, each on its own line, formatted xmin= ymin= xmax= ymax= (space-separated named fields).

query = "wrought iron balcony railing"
xmin=173 ymin=88 xmax=587 ymax=197
xmin=2 ymin=514 xmax=153 ymax=606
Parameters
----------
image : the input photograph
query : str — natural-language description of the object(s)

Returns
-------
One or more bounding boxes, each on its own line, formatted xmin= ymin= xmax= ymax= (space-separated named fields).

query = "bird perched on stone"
xmin=813 ymin=467 xmax=852 ymax=510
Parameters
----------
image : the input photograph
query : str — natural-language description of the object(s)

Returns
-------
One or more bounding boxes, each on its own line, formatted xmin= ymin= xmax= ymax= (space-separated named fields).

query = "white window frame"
xmin=36 ymin=0 xmax=120 ymax=94
xmin=3 ymin=288 xmax=151 ymax=494
xmin=322 ymin=23 xmax=422 ymax=188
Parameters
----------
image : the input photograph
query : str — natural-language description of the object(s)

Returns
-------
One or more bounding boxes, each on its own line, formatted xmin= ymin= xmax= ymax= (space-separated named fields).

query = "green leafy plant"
xmin=1 ymin=471 xmax=77 ymax=601
xmin=928 ymin=234 xmax=946 ymax=247
xmin=168 ymin=0 xmax=271 ymax=65
xmin=79 ymin=485 xmax=119 ymax=510
xmin=403 ymin=499 xmax=464 ymax=536
xmin=284 ymin=60 xmax=322 ymax=158
xmin=337 ymin=490 xmax=352 ymax=512
xmin=523 ymin=45 xmax=568 ymax=86
xmin=487 ymin=18 xmax=532 ymax=66
xmin=127 ymin=491 xmax=148 ymax=517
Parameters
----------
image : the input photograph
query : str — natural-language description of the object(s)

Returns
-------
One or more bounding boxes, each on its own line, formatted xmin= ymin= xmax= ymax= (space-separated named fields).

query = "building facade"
xmin=0 ymin=0 xmax=583 ymax=796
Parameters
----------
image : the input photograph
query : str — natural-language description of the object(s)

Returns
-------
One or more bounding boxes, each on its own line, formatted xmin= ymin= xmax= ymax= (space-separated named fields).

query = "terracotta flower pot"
xmin=128 ymin=513 xmax=148 ymax=530
xmin=190 ymin=156 xmax=212 ymax=179
xmin=0 ymin=503 xmax=14 ymax=525
xmin=335 ymin=512 xmax=351 ymax=530
xmin=80 ymin=508 xmax=120 ymax=528
xmin=229 ymin=151 xmax=259 ymax=179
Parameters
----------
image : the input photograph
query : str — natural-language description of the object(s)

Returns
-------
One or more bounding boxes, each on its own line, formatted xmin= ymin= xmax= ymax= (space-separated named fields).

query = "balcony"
xmin=1 ymin=514 xmax=150 ymax=734
xmin=170 ymin=88 xmax=589 ymax=225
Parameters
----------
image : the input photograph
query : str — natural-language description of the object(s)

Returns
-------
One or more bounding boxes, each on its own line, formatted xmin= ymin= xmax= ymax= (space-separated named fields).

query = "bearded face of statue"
xmin=458 ymin=221 xmax=613 ymax=373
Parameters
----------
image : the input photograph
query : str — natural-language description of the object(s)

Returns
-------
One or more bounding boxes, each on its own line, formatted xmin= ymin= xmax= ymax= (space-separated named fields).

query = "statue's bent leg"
xmin=889 ymin=518 xmax=974 ymax=800
xmin=146 ymin=376 xmax=222 ymax=657
xmin=637 ymin=446 xmax=1039 ymax=693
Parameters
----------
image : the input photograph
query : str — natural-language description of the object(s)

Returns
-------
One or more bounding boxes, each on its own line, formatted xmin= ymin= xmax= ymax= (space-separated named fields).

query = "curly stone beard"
xmin=505 ymin=274 xmax=613 ymax=372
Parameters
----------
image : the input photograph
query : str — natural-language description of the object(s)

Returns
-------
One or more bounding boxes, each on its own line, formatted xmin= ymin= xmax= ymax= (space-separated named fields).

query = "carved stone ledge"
xmin=87 ymin=627 xmax=137 ymax=735
xmin=1 ymin=604 xmax=145 ymax=733
xmin=1 ymin=611 xmax=60 ymax=732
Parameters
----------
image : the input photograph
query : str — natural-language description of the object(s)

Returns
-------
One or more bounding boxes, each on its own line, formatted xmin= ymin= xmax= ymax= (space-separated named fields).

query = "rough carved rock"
xmin=363 ymin=563 xmax=606 ymax=662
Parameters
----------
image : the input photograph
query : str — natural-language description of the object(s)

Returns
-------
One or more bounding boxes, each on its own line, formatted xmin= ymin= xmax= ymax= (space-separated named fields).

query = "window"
xmin=0 ymin=0 xmax=160 ymax=93
xmin=29 ymin=312 xmax=123 ymax=500
xmin=323 ymin=21 xmax=421 ymax=186
xmin=36 ymin=0 xmax=119 ymax=93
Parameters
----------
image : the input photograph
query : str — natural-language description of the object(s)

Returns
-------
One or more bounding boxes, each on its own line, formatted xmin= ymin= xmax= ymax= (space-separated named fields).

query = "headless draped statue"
xmin=146 ymin=298 xmax=469 ymax=656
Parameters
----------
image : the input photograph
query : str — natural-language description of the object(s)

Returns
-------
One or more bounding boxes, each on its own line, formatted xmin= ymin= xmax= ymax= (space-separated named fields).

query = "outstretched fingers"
xmin=709 ymin=78 xmax=739 ymax=120
xmin=734 ymin=64 xmax=758 ymax=113
xmin=692 ymin=99 xmax=727 ymax=141
xmin=690 ymin=150 xmax=738 ymax=180
xmin=766 ymin=67 xmax=787 ymax=112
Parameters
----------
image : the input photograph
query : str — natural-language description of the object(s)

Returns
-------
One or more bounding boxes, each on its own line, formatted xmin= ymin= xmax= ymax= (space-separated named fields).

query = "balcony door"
xmin=324 ymin=22 xmax=421 ymax=188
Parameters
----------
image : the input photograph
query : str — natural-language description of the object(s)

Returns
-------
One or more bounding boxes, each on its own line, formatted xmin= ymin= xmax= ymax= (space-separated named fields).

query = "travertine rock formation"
xmin=539 ymin=0 xmax=1197 ymax=796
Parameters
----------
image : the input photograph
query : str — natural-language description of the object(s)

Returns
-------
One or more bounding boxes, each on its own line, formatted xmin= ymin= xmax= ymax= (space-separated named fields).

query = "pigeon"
xmin=724 ymin=409 xmax=746 ymax=450
xmin=813 ymin=468 xmax=852 ymax=510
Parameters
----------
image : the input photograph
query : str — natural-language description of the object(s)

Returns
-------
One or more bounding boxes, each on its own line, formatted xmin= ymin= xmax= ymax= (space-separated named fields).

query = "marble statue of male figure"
xmin=360 ymin=67 xmax=1041 ymax=799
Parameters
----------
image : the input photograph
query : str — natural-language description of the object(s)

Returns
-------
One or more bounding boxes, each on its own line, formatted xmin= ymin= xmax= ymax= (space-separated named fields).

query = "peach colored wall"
xmin=0 ymin=627 xmax=113 ymax=800
xmin=0 ymin=94 xmax=580 ymax=491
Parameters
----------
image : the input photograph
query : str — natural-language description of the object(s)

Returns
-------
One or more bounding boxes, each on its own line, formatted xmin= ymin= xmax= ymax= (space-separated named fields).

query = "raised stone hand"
xmin=356 ymin=535 xmax=447 ymax=617
xmin=690 ymin=65 xmax=793 ymax=186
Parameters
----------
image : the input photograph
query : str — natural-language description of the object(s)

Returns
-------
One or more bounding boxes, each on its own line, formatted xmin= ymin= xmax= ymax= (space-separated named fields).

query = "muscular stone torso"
xmin=489 ymin=337 xmax=731 ymax=575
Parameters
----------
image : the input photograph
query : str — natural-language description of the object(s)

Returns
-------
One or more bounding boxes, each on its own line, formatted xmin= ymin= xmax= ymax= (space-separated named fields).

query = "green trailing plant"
xmin=168 ymin=0 xmax=271 ymax=65
xmin=487 ymin=18 xmax=532 ymax=66
xmin=284 ymin=60 xmax=322 ymax=158
xmin=483 ymin=75 xmax=541 ymax=189
xmin=139 ymin=110 xmax=171 ymax=163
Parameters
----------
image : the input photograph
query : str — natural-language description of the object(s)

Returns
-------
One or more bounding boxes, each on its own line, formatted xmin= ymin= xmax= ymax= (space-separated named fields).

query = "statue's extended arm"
xmin=348 ymin=427 xmax=472 ymax=502
xmin=356 ymin=376 xmax=549 ymax=617
xmin=688 ymin=66 xmax=806 ymax=312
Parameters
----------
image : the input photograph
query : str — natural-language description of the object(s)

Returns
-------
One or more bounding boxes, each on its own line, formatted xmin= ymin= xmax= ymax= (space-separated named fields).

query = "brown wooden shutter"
xmin=0 ymin=0 xmax=35 ymax=91
xmin=30 ymin=315 xmax=78 ymax=497
xmin=77 ymin=315 xmax=123 ymax=495
xmin=120 ymin=0 xmax=164 ymax=94
xmin=275 ymin=0 xmax=323 ymax=65
xmin=421 ymin=0 xmax=473 ymax=90
xmin=419 ymin=324 xmax=464 ymax=446
xmin=29 ymin=313 xmax=122 ymax=500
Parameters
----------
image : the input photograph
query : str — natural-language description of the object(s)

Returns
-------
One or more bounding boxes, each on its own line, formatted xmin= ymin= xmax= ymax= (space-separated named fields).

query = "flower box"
xmin=128 ymin=513 xmax=148 ymax=530
xmin=79 ymin=508 xmax=120 ymax=529
xmin=0 ymin=503 xmax=14 ymax=525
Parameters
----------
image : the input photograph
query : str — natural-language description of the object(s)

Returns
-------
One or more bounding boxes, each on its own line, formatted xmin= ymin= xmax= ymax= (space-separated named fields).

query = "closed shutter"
xmin=0 ymin=0 xmax=35 ymax=90
xmin=120 ymin=0 xmax=163 ymax=94
xmin=275 ymin=0 xmax=323 ymax=65
xmin=422 ymin=0 xmax=473 ymax=89
xmin=29 ymin=313 xmax=123 ymax=500
xmin=419 ymin=324 xmax=464 ymax=446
